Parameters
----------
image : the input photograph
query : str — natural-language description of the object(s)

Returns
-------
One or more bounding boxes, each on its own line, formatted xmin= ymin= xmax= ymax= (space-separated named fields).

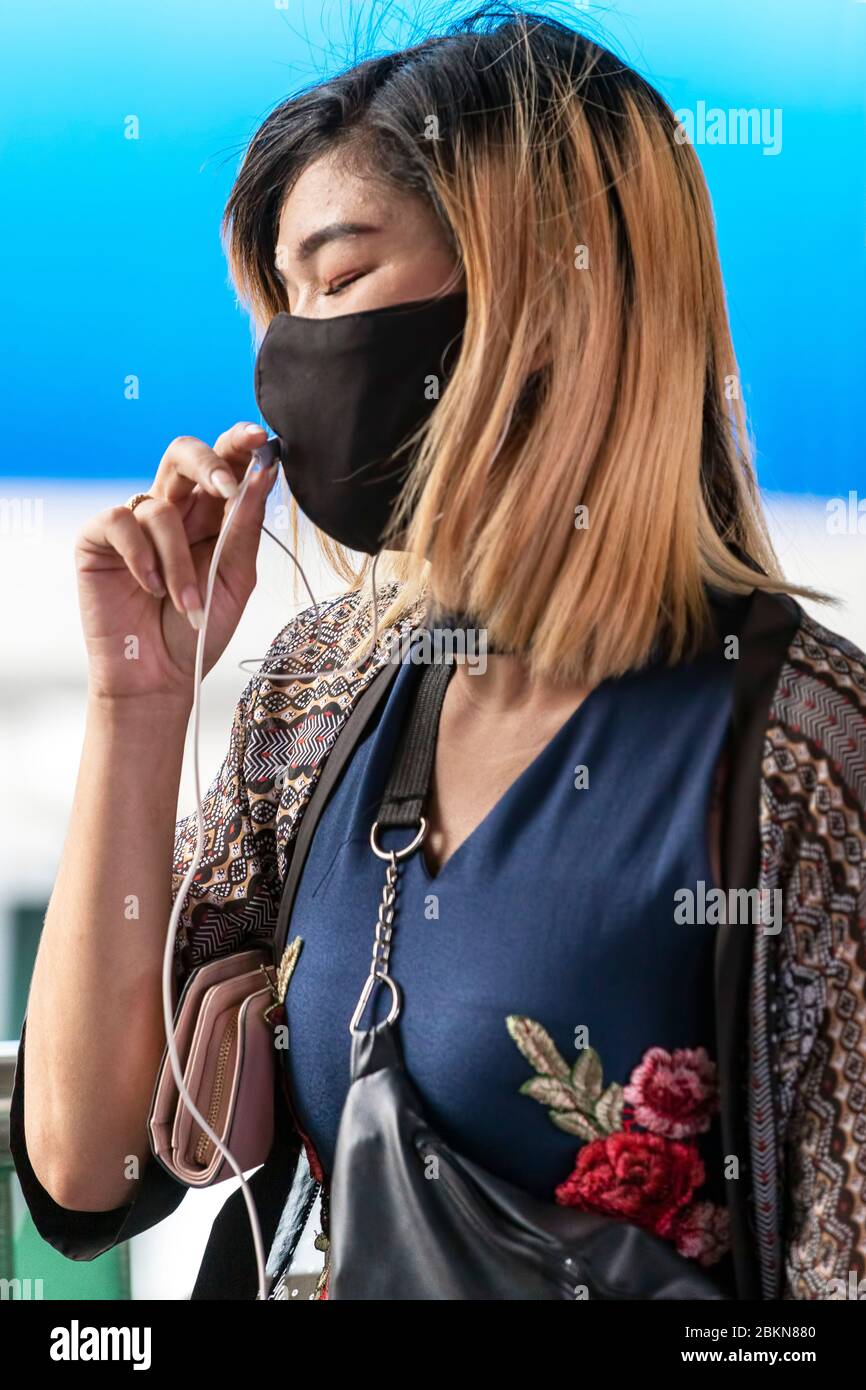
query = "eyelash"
xmin=323 ymin=271 xmax=366 ymax=298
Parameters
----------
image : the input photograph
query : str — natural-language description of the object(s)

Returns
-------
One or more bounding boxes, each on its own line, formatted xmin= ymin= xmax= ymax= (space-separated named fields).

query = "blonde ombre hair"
xmin=224 ymin=6 xmax=819 ymax=686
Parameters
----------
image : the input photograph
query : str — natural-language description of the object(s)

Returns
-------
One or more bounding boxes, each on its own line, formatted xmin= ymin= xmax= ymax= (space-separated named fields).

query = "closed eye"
xmin=322 ymin=271 xmax=368 ymax=297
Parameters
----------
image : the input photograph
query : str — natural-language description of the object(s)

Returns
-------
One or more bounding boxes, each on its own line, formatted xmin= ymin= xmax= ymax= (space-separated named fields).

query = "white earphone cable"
xmin=163 ymin=444 xmax=381 ymax=1301
xmin=166 ymin=407 xmax=509 ymax=1297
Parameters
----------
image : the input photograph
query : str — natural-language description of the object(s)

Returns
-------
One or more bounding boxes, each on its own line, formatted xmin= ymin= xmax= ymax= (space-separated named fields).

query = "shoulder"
xmin=251 ymin=579 xmax=420 ymax=712
xmin=265 ymin=582 xmax=397 ymax=671
xmin=785 ymin=609 xmax=866 ymax=709
xmin=239 ymin=580 xmax=423 ymax=785
xmin=765 ymin=607 xmax=866 ymax=909
xmin=770 ymin=609 xmax=866 ymax=791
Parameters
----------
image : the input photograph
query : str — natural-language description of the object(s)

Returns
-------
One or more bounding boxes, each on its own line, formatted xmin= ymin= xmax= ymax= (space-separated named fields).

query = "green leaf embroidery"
xmin=276 ymin=935 xmax=304 ymax=1003
xmin=519 ymin=1076 xmax=581 ymax=1110
xmin=570 ymin=1048 xmax=604 ymax=1103
xmin=595 ymin=1082 xmax=625 ymax=1133
xmin=507 ymin=1018 xmax=623 ymax=1140
xmin=506 ymin=1015 xmax=571 ymax=1081
xmin=549 ymin=1109 xmax=602 ymax=1141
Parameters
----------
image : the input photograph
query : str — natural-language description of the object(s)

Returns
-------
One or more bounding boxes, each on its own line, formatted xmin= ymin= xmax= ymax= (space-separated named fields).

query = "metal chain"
xmin=350 ymin=818 xmax=428 ymax=1034
xmin=369 ymin=853 xmax=399 ymax=981
xmin=349 ymin=851 xmax=404 ymax=1032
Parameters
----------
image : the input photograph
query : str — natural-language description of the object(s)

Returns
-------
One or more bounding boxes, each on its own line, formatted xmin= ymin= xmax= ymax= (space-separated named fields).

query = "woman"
xmin=12 ymin=8 xmax=866 ymax=1301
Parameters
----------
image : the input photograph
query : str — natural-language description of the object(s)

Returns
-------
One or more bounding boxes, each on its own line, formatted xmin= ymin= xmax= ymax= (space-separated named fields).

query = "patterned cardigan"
xmin=10 ymin=585 xmax=866 ymax=1300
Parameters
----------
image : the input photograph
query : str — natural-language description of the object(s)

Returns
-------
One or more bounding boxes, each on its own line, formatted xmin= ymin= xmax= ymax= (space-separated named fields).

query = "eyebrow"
xmin=277 ymin=221 xmax=381 ymax=278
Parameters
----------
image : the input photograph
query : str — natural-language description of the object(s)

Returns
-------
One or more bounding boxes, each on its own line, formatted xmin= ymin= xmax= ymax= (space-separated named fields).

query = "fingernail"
xmin=244 ymin=423 xmax=266 ymax=437
xmin=147 ymin=571 xmax=166 ymax=597
xmin=181 ymin=583 xmax=203 ymax=614
xmin=187 ymin=609 xmax=205 ymax=632
xmin=212 ymin=469 xmax=238 ymax=498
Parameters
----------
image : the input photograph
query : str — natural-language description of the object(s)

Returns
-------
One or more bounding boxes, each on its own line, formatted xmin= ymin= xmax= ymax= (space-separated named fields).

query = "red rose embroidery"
xmin=672 ymin=1201 xmax=731 ymax=1267
xmin=555 ymin=1131 xmax=704 ymax=1238
xmin=624 ymin=1046 xmax=718 ymax=1139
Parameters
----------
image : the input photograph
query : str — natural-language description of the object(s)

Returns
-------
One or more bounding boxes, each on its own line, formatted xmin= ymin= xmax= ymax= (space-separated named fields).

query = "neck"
xmin=421 ymin=607 xmax=591 ymax=714
xmin=450 ymin=653 xmax=590 ymax=717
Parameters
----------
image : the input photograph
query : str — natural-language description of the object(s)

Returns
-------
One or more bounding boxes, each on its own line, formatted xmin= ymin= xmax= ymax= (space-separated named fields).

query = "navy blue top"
xmin=281 ymin=621 xmax=740 ymax=1249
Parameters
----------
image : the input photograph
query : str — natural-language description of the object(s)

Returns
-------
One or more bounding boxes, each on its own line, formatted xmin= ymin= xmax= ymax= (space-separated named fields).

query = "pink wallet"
xmin=148 ymin=948 xmax=278 ymax=1187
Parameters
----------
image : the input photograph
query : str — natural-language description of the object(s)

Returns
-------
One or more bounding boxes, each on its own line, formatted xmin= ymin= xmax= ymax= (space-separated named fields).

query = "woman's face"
xmin=274 ymin=148 xmax=461 ymax=318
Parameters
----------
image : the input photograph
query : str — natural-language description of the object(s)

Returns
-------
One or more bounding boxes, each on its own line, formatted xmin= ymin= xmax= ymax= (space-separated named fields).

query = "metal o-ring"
xmin=369 ymin=817 xmax=427 ymax=862
xmin=349 ymin=970 xmax=402 ymax=1033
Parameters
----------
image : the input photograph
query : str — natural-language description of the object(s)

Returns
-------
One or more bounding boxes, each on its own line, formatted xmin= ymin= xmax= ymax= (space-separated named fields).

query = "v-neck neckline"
xmin=383 ymin=591 xmax=749 ymax=884
xmin=414 ymin=676 xmax=608 ymax=884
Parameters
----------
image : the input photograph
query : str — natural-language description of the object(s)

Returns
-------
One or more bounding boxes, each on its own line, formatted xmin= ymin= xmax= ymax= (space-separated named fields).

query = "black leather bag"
xmin=323 ymin=656 xmax=729 ymax=1301
xmin=329 ymin=1018 xmax=728 ymax=1300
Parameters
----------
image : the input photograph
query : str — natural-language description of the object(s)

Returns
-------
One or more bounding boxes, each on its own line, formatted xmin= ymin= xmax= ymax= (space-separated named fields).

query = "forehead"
xmin=277 ymin=150 xmax=402 ymax=242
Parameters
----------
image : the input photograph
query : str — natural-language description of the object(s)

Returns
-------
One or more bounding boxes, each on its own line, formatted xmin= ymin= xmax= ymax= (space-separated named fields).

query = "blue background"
xmin=2 ymin=0 xmax=864 ymax=492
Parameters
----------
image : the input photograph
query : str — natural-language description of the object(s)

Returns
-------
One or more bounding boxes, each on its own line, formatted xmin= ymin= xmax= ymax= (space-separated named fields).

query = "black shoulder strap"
xmin=272 ymin=660 xmax=401 ymax=966
xmin=716 ymin=588 xmax=801 ymax=1301
xmin=376 ymin=659 xmax=455 ymax=829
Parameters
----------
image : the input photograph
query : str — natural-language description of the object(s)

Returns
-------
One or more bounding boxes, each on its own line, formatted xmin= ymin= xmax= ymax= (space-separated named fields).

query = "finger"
xmin=134 ymin=498 xmax=204 ymax=627
xmin=212 ymin=420 xmax=269 ymax=471
xmin=81 ymin=506 xmax=167 ymax=597
xmin=153 ymin=424 xmax=266 ymax=506
xmin=218 ymin=453 xmax=281 ymax=578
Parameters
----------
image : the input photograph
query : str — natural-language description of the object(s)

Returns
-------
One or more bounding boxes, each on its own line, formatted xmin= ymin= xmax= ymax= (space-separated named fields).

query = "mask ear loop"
xmin=164 ymin=442 xmax=383 ymax=1301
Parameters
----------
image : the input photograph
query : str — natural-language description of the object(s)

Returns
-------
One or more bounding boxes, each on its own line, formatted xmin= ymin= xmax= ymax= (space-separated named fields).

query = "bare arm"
xmin=23 ymin=422 xmax=277 ymax=1211
xmin=24 ymin=694 xmax=191 ymax=1209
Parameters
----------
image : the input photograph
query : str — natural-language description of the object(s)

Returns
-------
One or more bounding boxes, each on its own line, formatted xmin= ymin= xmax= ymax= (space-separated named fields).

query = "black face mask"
xmin=254 ymin=291 xmax=467 ymax=554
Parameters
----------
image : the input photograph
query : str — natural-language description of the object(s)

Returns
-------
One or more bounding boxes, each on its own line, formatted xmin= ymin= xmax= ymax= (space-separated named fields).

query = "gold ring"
xmin=125 ymin=492 xmax=154 ymax=513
